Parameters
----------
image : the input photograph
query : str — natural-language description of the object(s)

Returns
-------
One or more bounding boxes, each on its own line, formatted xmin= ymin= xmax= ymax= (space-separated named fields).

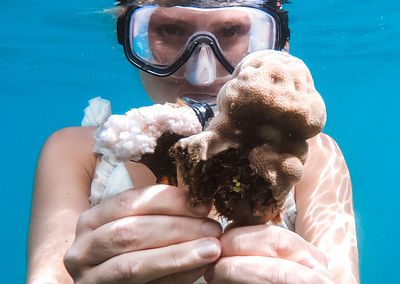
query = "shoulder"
xmin=305 ymin=132 xmax=346 ymax=169
xmin=307 ymin=132 xmax=342 ymax=154
xmin=38 ymin=126 xmax=99 ymax=179
xmin=43 ymin=126 xmax=97 ymax=158
xmin=295 ymin=132 xmax=350 ymax=198
xmin=44 ymin=126 xmax=96 ymax=147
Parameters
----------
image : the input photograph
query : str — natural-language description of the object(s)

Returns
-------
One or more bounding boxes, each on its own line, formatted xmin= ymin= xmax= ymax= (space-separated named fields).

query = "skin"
xmin=27 ymin=127 xmax=359 ymax=283
xmin=27 ymin=5 xmax=359 ymax=284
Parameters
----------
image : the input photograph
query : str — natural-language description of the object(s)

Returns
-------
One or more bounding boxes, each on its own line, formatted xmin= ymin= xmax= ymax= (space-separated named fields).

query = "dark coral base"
xmin=177 ymin=148 xmax=282 ymax=226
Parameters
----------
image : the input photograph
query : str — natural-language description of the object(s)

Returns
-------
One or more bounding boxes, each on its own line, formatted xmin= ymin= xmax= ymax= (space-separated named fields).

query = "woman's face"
xmin=138 ymin=6 xmax=254 ymax=105
xmin=135 ymin=6 xmax=288 ymax=104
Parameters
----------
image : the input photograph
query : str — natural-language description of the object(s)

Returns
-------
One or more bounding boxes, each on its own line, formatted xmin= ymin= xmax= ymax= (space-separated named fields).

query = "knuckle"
xmin=76 ymin=210 xmax=92 ymax=232
xmin=315 ymin=249 xmax=329 ymax=269
xmin=169 ymin=216 xmax=191 ymax=235
xmin=116 ymin=190 xmax=137 ymax=214
xmin=271 ymin=264 xmax=295 ymax=284
xmin=220 ymin=226 xmax=240 ymax=245
xmin=63 ymin=247 xmax=77 ymax=267
xmin=166 ymin=247 xmax=182 ymax=269
xmin=114 ymin=259 xmax=142 ymax=282
xmin=110 ymin=217 xmax=140 ymax=251
xmin=222 ymin=258 xmax=239 ymax=280
xmin=63 ymin=246 xmax=83 ymax=277
xmin=269 ymin=228 xmax=290 ymax=256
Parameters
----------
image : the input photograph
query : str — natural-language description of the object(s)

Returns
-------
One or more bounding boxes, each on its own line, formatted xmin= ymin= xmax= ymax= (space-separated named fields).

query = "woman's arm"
xmin=205 ymin=133 xmax=359 ymax=284
xmin=27 ymin=127 xmax=97 ymax=283
xmin=28 ymin=127 xmax=222 ymax=284
xmin=295 ymin=133 xmax=359 ymax=284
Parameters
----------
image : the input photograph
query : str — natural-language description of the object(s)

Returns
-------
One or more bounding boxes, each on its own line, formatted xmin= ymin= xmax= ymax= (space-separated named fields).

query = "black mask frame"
xmin=117 ymin=3 xmax=290 ymax=77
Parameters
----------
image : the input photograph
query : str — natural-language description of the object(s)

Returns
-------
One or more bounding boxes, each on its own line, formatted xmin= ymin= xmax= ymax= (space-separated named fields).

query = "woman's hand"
xmin=64 ymin=184 xmax=222 ymax=283
xmin=205 ymin=225 xmax=333 ymax=284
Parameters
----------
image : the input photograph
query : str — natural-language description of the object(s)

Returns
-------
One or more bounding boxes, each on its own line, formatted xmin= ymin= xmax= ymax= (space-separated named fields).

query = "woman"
xmin=27 ymin=0 xmax=359 ymax=283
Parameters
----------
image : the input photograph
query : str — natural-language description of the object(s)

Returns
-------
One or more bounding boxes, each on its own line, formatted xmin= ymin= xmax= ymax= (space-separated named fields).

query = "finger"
xmin=206 ymin=256 xmax=333 ymax=284
xmin=148 ymin=265 xmax=209 ymax=284
xmin=81 ymin=237 xmax=221 ymax=283
xmin=78 ymin=184 xmax=211 ymax=232
xmin=67 ymin=216 xmax=222 ymax=266
xmin=220 ymin=225 xmax=328 ymax=272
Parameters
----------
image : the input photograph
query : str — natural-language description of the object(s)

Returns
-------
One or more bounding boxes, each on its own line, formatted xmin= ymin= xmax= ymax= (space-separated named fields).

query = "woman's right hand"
xmin=64 ymin=184 xmax=222 ymax=283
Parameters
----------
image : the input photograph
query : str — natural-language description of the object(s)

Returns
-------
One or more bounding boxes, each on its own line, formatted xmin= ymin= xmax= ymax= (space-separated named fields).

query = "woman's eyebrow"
xmin=151 ymin=9 xmax=191 ymax=23
xmin=148 ymin=14 xmax=194 ymax=31
xmin=207 ymin=11 xmax=251 ymax=24
xmin=151 ymin=8 xmax=250 ymax=23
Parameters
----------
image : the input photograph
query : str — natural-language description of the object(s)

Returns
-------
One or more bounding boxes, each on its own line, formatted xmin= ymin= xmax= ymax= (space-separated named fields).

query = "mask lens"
xmin=209 ymin=7 xmax=276 ymax=66
xmin=130 ymin=5 xmax=193 ymax=66
xmin=128 ymin=6 xmax=277 ymax=72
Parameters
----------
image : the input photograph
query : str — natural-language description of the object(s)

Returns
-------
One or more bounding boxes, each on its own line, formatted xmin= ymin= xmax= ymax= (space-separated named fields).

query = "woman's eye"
xmin=219 ymin=25 xmax=242 ymax=38
xmin=157 ymin=24 xmax=186 ymax=37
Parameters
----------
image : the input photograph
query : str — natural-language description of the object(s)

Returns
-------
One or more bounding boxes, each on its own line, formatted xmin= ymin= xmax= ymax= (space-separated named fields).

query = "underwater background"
xmin=0 ymin=0 xmax=399 ymax=282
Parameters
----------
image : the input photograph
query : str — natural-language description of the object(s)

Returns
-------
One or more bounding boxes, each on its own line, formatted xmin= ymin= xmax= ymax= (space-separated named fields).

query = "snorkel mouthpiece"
xmin=184 ymin=44 xmax=217 ymax=85
xmin=183 ymin=97 xmax=215 ymax=130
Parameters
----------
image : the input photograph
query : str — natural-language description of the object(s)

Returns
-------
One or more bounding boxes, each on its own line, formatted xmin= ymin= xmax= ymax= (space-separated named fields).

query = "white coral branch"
xmin=93 ymin=103 xmax=202 ymax=162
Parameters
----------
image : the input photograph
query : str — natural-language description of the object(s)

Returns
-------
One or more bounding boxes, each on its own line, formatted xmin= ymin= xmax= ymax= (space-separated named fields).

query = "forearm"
xmin=27 ymin=224 xmax=75 ymax=284
xmin=27 ymin=182 xmax=90 ymax=283
xmin=295 ymin=134 xmax=359 ymax=283
xmin=27 ymin=127 xmax=95 ymax=283
xmin=296 ymin=189 xmax=359 ymax=284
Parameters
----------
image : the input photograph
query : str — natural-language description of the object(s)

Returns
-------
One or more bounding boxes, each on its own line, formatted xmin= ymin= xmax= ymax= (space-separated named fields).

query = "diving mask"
xmin=117 ymin=1 xmax=290 ymax=84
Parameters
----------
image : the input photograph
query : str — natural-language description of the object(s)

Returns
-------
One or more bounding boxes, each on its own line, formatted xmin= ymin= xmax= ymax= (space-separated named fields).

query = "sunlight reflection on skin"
xmin=295 ymin=133 xmax=359 ymax=284
xmin=27 ymin=209 xmax=78 ymax=284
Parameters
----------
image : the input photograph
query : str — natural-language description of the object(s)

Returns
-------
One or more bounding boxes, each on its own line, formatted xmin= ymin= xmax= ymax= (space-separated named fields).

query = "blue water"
xmin=0 ymin=0 xmax=398 ymax=282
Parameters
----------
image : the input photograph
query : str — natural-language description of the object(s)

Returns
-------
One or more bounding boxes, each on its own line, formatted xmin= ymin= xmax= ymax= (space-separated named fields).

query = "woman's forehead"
xmin=119 ymin=0 xmax=269 ymax=8
xmin=150 ymin=6 xmax=250 ymax=22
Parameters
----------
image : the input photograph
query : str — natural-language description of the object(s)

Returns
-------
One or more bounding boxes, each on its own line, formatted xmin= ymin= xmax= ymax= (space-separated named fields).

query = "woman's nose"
xmin=184 ymin=43 xmax=217 ymax=85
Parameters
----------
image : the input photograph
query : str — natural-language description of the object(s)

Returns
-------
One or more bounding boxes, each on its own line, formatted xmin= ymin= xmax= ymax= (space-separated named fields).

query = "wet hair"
xmin=116 ymin=0 xmax=290 ymax=8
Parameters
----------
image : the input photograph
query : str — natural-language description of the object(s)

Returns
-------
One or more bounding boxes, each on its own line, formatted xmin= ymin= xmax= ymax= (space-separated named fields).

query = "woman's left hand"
xmin=204 ymin=225 xmax=334 ymax=284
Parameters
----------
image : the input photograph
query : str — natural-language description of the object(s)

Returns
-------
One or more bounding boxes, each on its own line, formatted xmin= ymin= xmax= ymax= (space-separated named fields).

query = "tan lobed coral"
xmin=172 ymin=50 xmax=327 ymax=226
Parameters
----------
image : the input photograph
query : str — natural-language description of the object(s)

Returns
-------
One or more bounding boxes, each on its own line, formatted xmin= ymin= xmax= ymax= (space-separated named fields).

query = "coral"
xmin=172 ymin=50 xmax=326 ymax=225
xmin=94 ymin=50 xmax=326 ymax=226
xmin=93 ymin=102 xmax=202 ymax=184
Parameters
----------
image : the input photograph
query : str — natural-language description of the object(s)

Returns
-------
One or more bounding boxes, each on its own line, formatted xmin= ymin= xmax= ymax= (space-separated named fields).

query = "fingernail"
xmin=202 ymin=221 xmax=222 ymax=238
xmin=204 ymin=266 xmax=215 ymax=282
xmin=197 ymin=240 xmax=220 ymax=259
